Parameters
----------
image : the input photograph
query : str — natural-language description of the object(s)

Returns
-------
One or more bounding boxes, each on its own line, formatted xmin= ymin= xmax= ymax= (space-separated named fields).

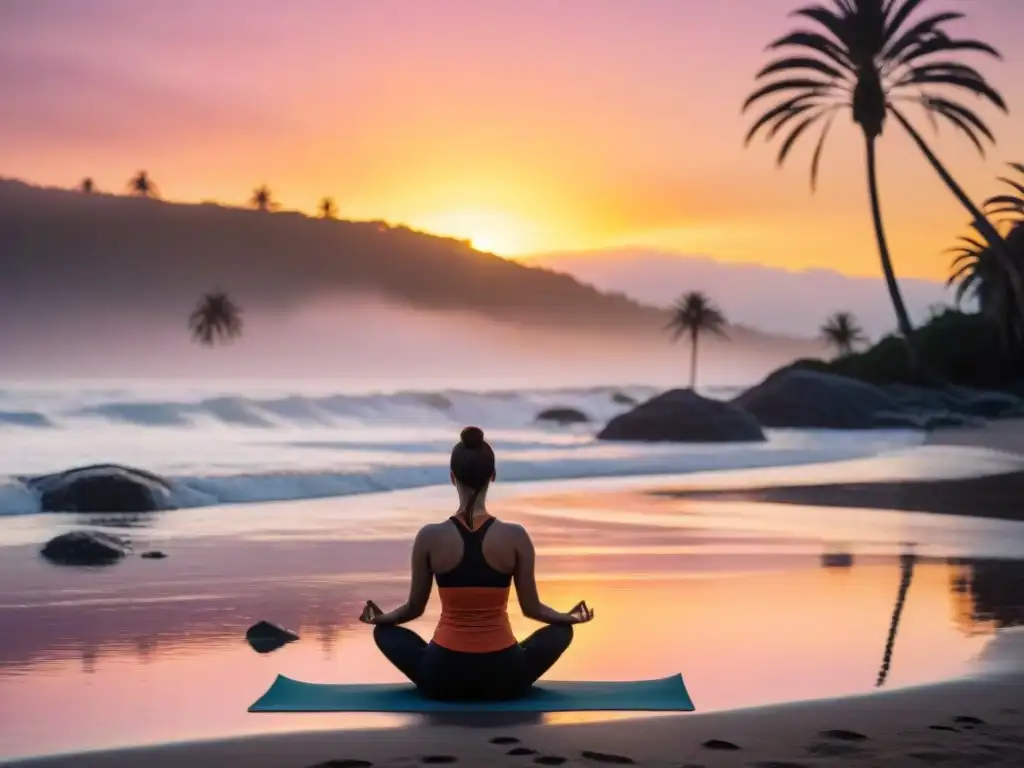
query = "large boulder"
xmin=598 ymin=389 xmax=766 ymax=442
xmin=40 ymin=530 xmax=129 ymax=566
xmin=732 ymin=368 xmax=901 ymax=429
xmin=536 ymin=407 xmax=590 ymax=425
xmin=28 ymin=464 xmax=172 ymax=513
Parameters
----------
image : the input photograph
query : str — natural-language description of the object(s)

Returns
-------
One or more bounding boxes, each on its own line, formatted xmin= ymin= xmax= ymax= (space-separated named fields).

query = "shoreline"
xmin=657 ymin=470 xmax=1024 ymax=521
xmin=656 ymin=420 xmax=1024 ymax=522
xmin=12 ymin=666 xmax=1024 ymax=767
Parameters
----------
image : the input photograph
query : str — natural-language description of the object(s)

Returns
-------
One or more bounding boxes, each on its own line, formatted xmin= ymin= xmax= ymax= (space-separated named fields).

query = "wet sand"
xmin=12 ymin=665 xmax=1024 ymax=767
xmin=658 ymin=420 xmax=1024 ymax=520
xmin=5 ymin=423 xmax=1024 ymax=766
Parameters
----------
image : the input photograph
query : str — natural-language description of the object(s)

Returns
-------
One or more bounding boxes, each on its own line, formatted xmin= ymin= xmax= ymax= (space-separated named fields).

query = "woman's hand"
xmin=359 ymin=600 xmax=384 ymax=625
xmin=568 ymin=600 xmax=594 ymax=624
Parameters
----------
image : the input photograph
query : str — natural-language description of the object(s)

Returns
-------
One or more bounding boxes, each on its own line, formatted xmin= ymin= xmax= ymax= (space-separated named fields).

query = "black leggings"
xmin=373 ymin=623 xmax=573 ymax=701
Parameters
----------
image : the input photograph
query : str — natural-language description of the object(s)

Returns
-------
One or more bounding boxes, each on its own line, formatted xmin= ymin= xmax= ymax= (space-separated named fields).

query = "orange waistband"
xmin=432 ymin=586 xmax=515 ymax=653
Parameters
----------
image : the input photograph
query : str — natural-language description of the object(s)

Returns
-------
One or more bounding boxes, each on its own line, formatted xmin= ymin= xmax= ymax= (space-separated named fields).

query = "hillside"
xmin=528 ymin=249 xmax=951 ymax=339
xmin=0 ymin=179 xmax=809 ymax=344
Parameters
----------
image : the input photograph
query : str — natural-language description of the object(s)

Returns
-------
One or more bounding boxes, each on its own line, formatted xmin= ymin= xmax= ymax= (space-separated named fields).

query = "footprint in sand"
xmin=533 ymin=757 xmax=568 ymax=765
xmin=489 ymin=737 xmax=521 ymax=745
xmin=807 ymin=741 xmax=862 ymax=758
xmin=580 ymin=750 xmax=635 ymax=764
xmin=508 ymin=747 xmax=538 ymax=756
xmin=702 ymin=739 xmax=741 ymax=751
xmin=817 ymin=729 xmax=869 ymax=742
xmin=953 ymin=716 xmax=985 ymax=726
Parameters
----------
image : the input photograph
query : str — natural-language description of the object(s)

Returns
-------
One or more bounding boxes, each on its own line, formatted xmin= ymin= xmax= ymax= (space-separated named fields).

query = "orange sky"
xmin=2 ymin=0 xmax=1022 ymax=279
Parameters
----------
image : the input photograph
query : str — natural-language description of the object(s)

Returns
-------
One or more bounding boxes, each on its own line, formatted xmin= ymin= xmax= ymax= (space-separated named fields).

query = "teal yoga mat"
xmin=249 ymin=674 xmax=695 ymax=713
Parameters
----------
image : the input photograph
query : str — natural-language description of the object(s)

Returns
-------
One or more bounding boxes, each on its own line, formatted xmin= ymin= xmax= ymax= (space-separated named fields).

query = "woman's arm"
xmin=512 ymin=525 xmax=577 ymax=625
xmin=373 ymin=526 xmax=433 ymax=626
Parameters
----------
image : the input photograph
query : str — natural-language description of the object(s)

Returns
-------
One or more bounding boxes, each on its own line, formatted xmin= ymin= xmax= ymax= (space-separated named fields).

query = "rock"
xmin=945 ymin=386 xmax=1024 ymax=418
xmin=733 ymin=368 xmax=900 ymax=429
xmin=821 ymin=552 xmax=853 ymax=568
xmin=40 ymin=530 xmax=129 ymax=566
xmin=883 ymin=384 xmax=1024 ymax=419
xmin=598 ymin=389 xmax=766 ymax=443
xmin=870 ymin=410 xmax=928 ymax=429
xmin=28 ymin=464 xmax=172 ymax=513
xmin=611 ymin=392 xmax=638 ymax=406
xmin=871 ymin=409 xmax=981 ymax=431
xmin=246 ymin=620 xmax=299 ymax=654
xmin=536 ymin=407 xmax=590 ymax=425
xmin=140 ymin=550 xmax=167 ymax=559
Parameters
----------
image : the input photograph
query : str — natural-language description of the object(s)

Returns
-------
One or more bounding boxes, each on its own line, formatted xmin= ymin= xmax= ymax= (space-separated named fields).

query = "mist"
xmin=0 ymin=292 xmax=823 ymax=390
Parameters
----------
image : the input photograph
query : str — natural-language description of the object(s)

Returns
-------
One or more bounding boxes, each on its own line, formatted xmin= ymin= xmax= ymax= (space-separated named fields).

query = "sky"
xmin=2 ymin=0 xmax=1023 ymax=281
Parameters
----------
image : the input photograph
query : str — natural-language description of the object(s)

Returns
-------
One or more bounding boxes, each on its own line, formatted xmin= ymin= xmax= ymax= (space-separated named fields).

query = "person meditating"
xmin=360 ymin=426 xmax=594 ymax=700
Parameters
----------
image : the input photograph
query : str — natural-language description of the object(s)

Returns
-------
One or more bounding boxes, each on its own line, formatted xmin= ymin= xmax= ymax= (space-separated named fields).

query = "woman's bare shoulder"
xmin=494 ymin=519 xmax=529 ymax=540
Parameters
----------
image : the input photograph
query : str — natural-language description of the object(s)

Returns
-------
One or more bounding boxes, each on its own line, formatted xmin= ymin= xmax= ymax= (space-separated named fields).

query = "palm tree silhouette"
xmin=80 ymin=177 xmax=95 ymax=194
xmin=188 ymin=291 xmax=243 ymax=346
xmin=665 ymin=291 xmax=728 ymax=390
xmin=319 ymin=197 xmax=338 ymax=219
xmin=876 ymin=550 xmax=916 ymax=687
xmin=985 ymin=162 xmax=1024 ymax=225
xmin=127 ymin=171 xmax=157 ymax=198
xmin=948 ymin=163 xmax=1024 ymax=355
xmin=744 ymin=0 xmax=1018 ymax=367
xmin=820 ymin=311 xmax=867 ymax=357
xmin=250 ymin=185 xmax=276 ymax=212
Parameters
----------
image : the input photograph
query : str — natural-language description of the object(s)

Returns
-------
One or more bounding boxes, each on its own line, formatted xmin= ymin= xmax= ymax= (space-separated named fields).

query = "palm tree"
xmin=80 ymin=177 xmax=95 ymax=194
xmin=820 ymin=311 xmax=868 ymax=357
xmin=250 ymin=185 xmax=276 ymax=212
xmin=948 ymin=163 xmax=1024 ymax=355
xmin=188 ymin=291 xmax=243 ymax=346
xmin=319 ymin=197 xmax=338 ymax=219
xmin=127 ymin=171 xmax=157 ymax=198
xmin=665 ymin=292 xmax=729 ymax=390
xmin=743 ymin=0 xmax=1018 ymax=367
xmin=876 ymin=551 xmax=916 ymax=687
xmin=984 ymin=162 xmax=1024 ymax=225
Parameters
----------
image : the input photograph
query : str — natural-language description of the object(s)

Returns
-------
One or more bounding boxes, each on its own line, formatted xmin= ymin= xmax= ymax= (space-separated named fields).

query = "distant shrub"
xmin=793 ymin=310 xmax=1022 ymax=389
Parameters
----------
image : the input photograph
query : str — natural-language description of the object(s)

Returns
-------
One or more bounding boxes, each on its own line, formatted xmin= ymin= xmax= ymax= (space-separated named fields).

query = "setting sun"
xmin=410 ymin=208 xmax=541 ymax=256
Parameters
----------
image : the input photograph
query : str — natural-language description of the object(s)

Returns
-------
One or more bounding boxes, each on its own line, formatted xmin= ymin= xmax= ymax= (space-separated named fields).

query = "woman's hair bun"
xmin=460 ymin=426 xmax=485 ymax=448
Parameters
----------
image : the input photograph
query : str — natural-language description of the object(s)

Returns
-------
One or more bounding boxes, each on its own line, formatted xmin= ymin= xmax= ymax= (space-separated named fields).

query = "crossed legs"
xmin=373 ymin=623 xmax=574 ymax=694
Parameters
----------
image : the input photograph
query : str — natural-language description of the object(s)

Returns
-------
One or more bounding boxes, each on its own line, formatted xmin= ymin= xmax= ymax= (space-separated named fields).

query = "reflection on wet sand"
xmin=2 ymin=482 xmax=1024 ymax=761
xmin=1 ymin=548 xmax=1022 ymax=758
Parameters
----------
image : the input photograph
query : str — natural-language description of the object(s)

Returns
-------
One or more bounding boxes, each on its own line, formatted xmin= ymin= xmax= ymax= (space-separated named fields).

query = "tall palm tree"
xmin=80 ymin=177 xmax=95 ymax=194
xmin=319 ymin=197 xmax=338 ymax=219
xmin=188 ymin=291 xmax=243 ymax=346
xmin=665 ymin=292 xmax=729 ymax=390
xmin=743 ymin=0 xmax=1018 ymax=367
xmin=820 ymin=311 xmax=868 ymax=357
xmin=250 ymin=185 xmax=276 ymax=212
xmin=876 ymin=550 xmax=916 ymax=687
xmin=127 ymin=171 xmax=157 ymax=198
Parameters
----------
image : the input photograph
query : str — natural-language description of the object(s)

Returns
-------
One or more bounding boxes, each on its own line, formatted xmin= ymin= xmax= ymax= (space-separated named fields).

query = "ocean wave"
xmin=0 ymin=429 xmax=927 ymax=516
xmin=0 ymin=385 xmax=657 ymax=431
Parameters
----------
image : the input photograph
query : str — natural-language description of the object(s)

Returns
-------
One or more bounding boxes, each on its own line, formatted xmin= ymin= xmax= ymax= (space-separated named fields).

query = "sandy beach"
xmin=2 ymin=422 xmax=1023 ymax=766
xmin=658 ymin=420 xmax=1024 ymax=520
xmin=12 ymin=664 xmax=1024 ymax=767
